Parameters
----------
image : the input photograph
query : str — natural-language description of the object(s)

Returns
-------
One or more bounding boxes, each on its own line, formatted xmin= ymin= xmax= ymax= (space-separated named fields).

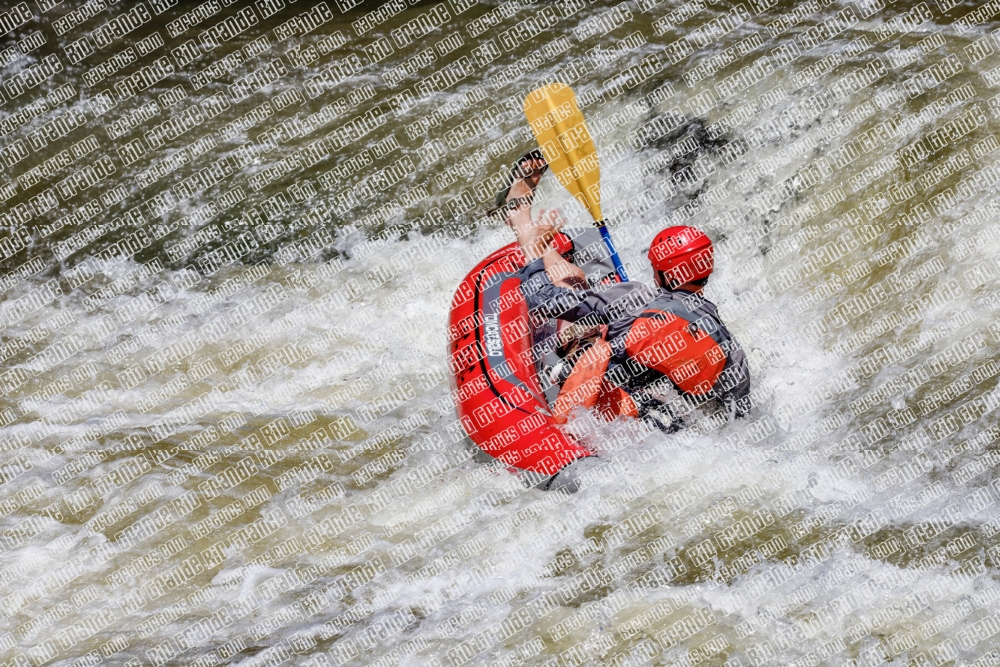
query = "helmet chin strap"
xmin=657 ymin=270 xmax=706 ymax=292
xmin=656 ymin=270 xmax=680 ymax=290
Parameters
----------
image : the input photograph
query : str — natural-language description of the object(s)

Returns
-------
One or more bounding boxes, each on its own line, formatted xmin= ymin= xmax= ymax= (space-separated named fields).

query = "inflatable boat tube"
xmin=448 ymin=242 xmax=592 ymax=477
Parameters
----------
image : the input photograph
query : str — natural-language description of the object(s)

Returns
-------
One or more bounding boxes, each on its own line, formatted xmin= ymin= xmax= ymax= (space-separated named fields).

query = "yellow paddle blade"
xmin=523 ymin=83 xmax=603 ymax=223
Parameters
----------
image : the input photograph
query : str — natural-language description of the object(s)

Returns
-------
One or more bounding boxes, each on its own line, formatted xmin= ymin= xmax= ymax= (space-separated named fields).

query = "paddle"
xmin=523 ymin=83 xmax=629 ymax=282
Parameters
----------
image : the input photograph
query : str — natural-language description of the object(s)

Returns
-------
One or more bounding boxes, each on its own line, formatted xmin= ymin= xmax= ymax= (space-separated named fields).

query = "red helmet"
xmin=647 ymin=226 xmax=713 ymax=287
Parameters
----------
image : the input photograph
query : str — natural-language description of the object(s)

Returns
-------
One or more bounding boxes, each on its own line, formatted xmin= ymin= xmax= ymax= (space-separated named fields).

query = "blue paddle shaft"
xmin=598 ymin=223 xmax=628 ymax=282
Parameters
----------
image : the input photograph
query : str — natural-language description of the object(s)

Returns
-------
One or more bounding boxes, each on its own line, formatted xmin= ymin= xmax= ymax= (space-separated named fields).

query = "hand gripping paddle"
xmin=523 ymin=83 xmax=628 ymax=282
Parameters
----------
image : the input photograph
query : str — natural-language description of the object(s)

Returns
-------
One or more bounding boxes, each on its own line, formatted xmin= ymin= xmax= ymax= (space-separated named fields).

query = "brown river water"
xmin=2 ymin=0 xmax=1000 ymax=665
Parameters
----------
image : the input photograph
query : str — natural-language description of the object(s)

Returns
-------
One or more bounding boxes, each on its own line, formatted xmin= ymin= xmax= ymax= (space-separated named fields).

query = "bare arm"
xmin=518 ymin=257 xmax=616 ymax=322
xmin=505 ymin=205 xmax=587 ymax=289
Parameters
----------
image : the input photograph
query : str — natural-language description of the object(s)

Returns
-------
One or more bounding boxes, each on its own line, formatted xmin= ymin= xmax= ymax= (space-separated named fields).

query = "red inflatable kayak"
xmin=448 ymin=242 xmax=592 ymax=477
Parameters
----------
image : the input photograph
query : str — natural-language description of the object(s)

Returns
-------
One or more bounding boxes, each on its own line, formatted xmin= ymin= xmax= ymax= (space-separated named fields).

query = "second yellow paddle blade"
xmin=523 ymin=83 xmax=603 ymax=223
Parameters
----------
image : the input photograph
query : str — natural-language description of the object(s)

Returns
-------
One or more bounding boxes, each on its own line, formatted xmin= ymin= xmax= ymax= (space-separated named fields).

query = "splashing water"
xmin=2 ymin=0 xmax=1000 ymax=665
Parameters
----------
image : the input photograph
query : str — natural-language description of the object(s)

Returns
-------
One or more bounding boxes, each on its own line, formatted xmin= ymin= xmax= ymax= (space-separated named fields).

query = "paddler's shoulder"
xmin=656 ymin=287 xmax=722 ymax=318
xmin=596 ymin=280 xmax=657 ymax=310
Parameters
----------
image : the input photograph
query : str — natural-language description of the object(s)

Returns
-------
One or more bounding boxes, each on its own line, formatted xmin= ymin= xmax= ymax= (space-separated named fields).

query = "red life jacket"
xmin=551 ymin=338 xmax=640 ymax=423
xmin=611 ymin=289 xmax=750 ymax=409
